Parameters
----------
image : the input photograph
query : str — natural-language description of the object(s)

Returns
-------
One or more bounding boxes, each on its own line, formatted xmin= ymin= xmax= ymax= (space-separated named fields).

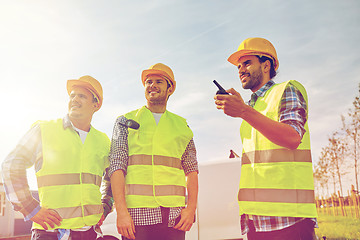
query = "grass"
xmin=315 ymin=212 xmax=360 ymax=239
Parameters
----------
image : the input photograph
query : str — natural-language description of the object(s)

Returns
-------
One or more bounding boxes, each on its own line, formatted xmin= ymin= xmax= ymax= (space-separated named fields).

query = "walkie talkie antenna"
xmin=213 ymin=80 xmax=229 ymax=95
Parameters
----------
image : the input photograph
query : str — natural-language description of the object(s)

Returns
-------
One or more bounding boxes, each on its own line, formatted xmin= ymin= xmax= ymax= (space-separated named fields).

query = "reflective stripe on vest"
xmin=239 ymin=80 xmax=317 ymax=218
xmin=33 ymin=118 xmax=110 ymax=230
xmin=242 ymin=149 xmax=312 ymax=164
xmin=126 ymin=184 xmax=186 ymax=196
xmin=37 ymin=173 xmax=102 ymax=188
xmin=124 ymin=106 xmax=192 ymax=208
xmin=54 ymin=205 xmax=103 ymax=219
xmin=238 ymin=189 xmax=315 ymax=203
xmin=129 ymin=155 xmax=183 ymax=170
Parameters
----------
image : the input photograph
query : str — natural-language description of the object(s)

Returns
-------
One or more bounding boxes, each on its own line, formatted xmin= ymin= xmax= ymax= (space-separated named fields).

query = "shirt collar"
xmin=247 ymin=80 xmax=275 ymax=107
xmin=253 ymin=80 xmax=275 ymax=98
xmin=63 ymin=115 xmax=92 ymax=132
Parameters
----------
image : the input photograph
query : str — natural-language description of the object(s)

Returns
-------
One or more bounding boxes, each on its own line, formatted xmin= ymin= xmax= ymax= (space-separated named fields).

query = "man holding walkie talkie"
xmin=214 ymin=37 xmax=318 ymax=239
xmin=108 ymin=63 xmax=199 ymax=240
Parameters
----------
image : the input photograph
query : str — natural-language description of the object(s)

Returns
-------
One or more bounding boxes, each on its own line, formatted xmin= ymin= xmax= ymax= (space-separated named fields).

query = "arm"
xmin=1 ymin=123 xmax=62 ymax=229
xmin=174 ymin=139 xmax=199 ymax=231
xmin=99 ymin=135 xmax=113 ymax=226
xmin=99 ymin=168 xmax=113 ymax=226
xmin=186 ymin=172 xmax=198 ymax=212
xmin=110 ymin=170 xmax=135 ymax=239
xmin=174 ymin=171 xmax=198 ymax=231
xmin=214 ymin=88 xmax=301 ymax=149
xmin=108 ymin=116 xmax=135 ymax=239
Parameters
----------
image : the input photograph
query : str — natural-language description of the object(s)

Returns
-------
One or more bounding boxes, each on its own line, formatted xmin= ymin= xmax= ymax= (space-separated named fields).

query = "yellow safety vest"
xmin=124 ymin=106 xmax=193 ymax=208
xmin=34 ymin=119 xmax=110 ymax=230
xmin=239 ymin=80 xmax=317 ymax=218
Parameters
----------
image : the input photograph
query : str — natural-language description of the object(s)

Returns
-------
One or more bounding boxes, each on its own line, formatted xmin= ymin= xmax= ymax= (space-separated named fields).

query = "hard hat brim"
xmin=228 ymin=50 xmax=279 ymax=71
xmin=141 ymin=69 xmax=176 ymax=92
xmin=67 ymin=80 xmax=103 ymax=109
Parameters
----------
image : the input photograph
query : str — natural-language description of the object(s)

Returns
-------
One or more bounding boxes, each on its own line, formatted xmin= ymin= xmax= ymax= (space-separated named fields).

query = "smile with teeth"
xmin=148 ymin=89 xmax=160 ymax=94
xmin=71 ymin=104 xmax=81 ymax=109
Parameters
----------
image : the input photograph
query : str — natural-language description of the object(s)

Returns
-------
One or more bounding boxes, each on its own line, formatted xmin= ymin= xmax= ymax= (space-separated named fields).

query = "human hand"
xmin=173 ymin=207 xmax=196 ymax=232
xmin=30 ymin=207 xmax=62 ymax=230
xmin=116 ymin=210 xmax=136 ymax=239
xmin=214 ymin=88 xmax=248 ymax=118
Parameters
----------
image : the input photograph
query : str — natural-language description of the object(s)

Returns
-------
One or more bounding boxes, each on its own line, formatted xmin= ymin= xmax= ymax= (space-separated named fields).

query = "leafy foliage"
xmin=314 ymin=83 xmax=360 ymax=197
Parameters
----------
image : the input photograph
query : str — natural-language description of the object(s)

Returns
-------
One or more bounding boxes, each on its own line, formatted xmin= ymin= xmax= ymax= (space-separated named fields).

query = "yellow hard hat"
xmin=141 ymin=63 xmax=176 ymax=92
xmin=228 ymin=37 xmax=279 ymax=70
xmin=67 ymin=75 xmax=103 ymax=109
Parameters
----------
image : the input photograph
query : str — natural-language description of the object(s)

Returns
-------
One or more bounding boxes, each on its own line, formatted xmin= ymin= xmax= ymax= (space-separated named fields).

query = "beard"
xmin=145 ymin=91 xmax=168 ymax=105
xmin=242 ymin=66 xmax=263 ymax=91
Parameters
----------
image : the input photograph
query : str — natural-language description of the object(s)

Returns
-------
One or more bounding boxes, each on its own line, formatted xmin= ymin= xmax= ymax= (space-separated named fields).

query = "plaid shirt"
xmin=108 ymin=112 xmax=198 ymax=227
xmin=1 ymin=115 xmax=112 ymax=223
xmin=242 ymin=80 xmax=317 ymax=234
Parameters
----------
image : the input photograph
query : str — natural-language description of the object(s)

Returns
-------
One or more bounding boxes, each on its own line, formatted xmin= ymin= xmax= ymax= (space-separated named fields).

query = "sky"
xmin=1 ymin=0 xmax=359 ymax=193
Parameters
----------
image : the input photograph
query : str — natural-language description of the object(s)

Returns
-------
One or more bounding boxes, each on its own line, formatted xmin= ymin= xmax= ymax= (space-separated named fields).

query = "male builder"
xmin=214 ymin=38 xmax=318 ymax=239
xmin=2 ymin=76 xmax=111 ymax=240
xmin=109 ymin=63 xmax=199 ymax=240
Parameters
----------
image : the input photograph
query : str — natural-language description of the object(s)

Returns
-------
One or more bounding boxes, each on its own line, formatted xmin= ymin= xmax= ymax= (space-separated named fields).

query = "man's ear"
xmin=93 ymin=102 xmax=101 ymax=112
xmin=262 ymin=60 xmax=271 ymax=74
xmin=167 ymin=85 xmax=174 ymax=95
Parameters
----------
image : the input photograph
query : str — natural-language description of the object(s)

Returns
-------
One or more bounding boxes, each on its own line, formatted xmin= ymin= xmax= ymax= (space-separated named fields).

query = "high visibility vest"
xmin=124 ymin=106 xmax=193 ymax=208
xmin=33 ymin=119 xmax=110 ymax=230
xmin=239 ymin=80 xmax=317 ymax=218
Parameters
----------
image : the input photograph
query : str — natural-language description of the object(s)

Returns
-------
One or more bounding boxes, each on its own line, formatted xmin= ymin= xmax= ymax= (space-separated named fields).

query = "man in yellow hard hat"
xmin=2 ymin=76 xmax=111 ymax=240
xmin=214 ymin=38 xmax=318 ymax=239
xmin=108 ymin=63 xmax=199 ymax=240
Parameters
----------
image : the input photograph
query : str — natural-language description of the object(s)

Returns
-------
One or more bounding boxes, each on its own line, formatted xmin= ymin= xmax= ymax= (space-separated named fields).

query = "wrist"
xmin=238 ymin=104 xmax=253 ymax=119
xmin=25 ymin=205 xmax=41 ymax=221
xmin=185 ymin=204 xmax=197 ymax=213
xmin=116 ymin=206 xmax=129 ymax=215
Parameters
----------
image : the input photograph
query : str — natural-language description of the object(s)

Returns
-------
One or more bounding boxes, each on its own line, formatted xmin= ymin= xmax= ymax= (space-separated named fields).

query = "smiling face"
xmin=237 ymin=55 xmax=268 ymax=92
xmin=144 ymin=75 xmax=173 ymax=105
xmin=68 ymin=86 xmax=99 ymax=123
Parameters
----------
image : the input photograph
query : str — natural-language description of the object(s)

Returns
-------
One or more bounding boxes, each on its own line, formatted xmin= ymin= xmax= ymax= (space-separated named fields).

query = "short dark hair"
xmin=166 ymin=81 xmax=171 ymax=89
xmin=256 ymin=56 xmax=277 ymax=79
xmin=91 ymin=94 xmax=98 ymax=103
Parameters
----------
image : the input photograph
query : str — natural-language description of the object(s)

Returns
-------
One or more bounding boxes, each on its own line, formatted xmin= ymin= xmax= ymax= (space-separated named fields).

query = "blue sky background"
xmin=1 ymin=0 xmax=359 ymax=193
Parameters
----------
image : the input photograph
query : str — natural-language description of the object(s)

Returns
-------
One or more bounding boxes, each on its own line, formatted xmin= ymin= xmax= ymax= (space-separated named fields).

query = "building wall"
xmin=0 ymin=183 xmax=14 ymax=237
xmin=0 ymin=183 xmax=37 ymax=238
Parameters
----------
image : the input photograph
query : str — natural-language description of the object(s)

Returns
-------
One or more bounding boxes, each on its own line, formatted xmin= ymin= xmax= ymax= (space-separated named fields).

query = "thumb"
xmin=227 ymin=88 xmax=240 ymax=96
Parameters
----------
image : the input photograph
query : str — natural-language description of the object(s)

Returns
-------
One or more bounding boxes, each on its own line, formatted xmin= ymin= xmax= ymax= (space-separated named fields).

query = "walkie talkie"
xmin=213 ymin=80 xmax=229 ymax=95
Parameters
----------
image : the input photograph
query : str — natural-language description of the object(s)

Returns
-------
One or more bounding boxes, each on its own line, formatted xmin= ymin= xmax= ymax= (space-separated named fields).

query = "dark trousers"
xmin=31 ymin=227 xmax=97 ymax=240
xmin=122 ymin=207 xmax=185 ymax=240
xmin=247 ymin=219 xmax=317 ymax=240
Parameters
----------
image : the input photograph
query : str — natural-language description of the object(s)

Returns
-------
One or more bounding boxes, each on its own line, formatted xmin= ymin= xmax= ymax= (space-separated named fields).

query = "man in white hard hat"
xmin=2 ymin=76 xmax=111 ymax=240
xmin=214 ymin=38 xmax=318 ymax=239
xmin=108 ymin=63 xmax=199 ymax=240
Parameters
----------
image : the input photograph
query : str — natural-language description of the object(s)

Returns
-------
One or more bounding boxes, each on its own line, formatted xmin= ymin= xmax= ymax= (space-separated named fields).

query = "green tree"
xmin=320 ymin=132 xmax=348 ymax=196
xmin=314 ymin=150 xmax=331 ymax=197
xmin=341 ymin=83 xmax=360 ymax=191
